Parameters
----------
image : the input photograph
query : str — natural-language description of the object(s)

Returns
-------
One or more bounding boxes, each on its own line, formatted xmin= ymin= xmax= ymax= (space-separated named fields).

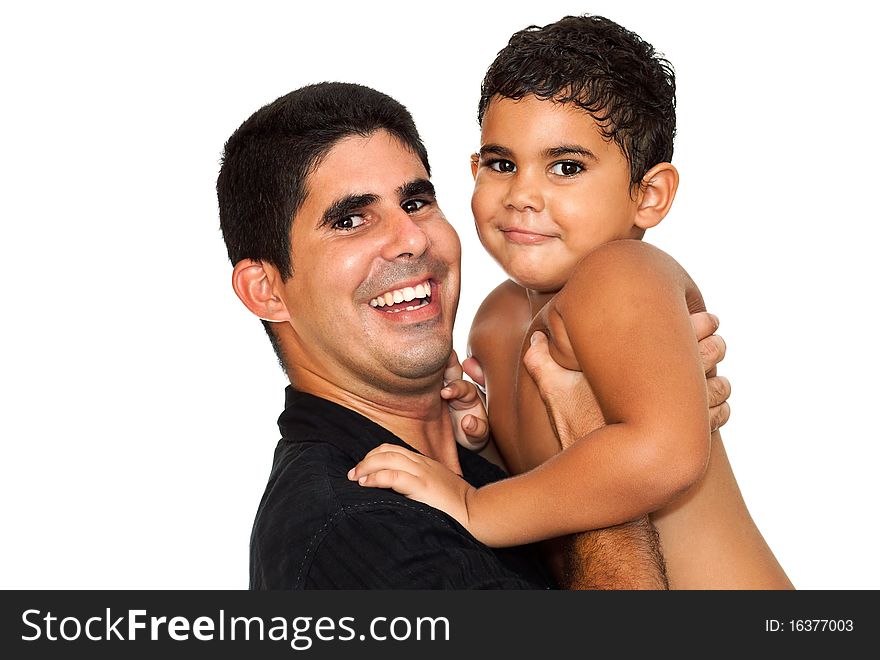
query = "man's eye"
xmin=488 ymin=159 xmax=516 ymax=173
xmin=402 ymin=199 xmax=428 ymax=214
xmin=332 ymin=215 xmax=365 ymax=230
xmin=550 ymin=161 xmax=584 ymax=176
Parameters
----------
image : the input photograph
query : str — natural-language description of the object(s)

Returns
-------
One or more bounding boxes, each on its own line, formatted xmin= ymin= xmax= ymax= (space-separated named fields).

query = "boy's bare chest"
xmin=483 ymin=304 xmax=576 ymax=475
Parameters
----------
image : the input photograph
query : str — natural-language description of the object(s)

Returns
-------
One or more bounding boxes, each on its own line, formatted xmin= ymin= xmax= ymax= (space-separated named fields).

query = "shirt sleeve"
xmin=299 ymin=501 xmax=548 ymax=589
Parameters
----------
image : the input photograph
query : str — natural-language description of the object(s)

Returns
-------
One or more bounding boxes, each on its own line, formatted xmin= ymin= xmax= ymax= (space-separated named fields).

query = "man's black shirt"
xmin=249 ymin=388 xmax=555 ymax=589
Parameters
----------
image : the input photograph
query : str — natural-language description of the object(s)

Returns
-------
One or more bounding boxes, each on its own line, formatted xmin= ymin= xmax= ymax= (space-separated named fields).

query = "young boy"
xmin=351 ymin=15 xmax=792 ymax=589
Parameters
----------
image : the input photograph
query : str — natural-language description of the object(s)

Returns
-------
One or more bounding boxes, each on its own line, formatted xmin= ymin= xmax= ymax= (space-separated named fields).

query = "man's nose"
xmin=380 ymin=209 xmax=429 ymax=260
xmin=504 ymin=169 xmax=545 ymax=213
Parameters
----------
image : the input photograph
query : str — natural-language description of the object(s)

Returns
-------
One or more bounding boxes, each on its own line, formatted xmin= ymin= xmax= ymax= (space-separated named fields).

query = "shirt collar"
xmin=278 ymin=386 xmax=424 ymax=463
xmin=277 ymin=386 xmax=505 ymax=483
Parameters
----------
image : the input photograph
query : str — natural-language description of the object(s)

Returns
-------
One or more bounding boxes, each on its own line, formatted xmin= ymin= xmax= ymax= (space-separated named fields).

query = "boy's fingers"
xmin=349 ymin=451 xmax=420 ymax=481
xmin=462 ymin=414 xmax=489 ymax=441
xmin=441 ymin=380 xmax=480 ymax=407
xmin=443 ymin=349 xmax=463 ymax=385
xmin=690 ymin=311 xmax=720 ymax=342
xmin=356 ymin=469 xmax=421 ymax=495
xmin=461 ymin=356 xmax=486 ymax=388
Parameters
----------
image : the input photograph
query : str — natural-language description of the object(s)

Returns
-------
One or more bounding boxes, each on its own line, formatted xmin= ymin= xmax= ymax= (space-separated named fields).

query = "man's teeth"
xmin=369 ymin=280 xmax=432 ymax=310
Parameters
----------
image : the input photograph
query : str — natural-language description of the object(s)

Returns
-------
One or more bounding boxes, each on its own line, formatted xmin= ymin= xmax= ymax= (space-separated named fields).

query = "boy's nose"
xmin=381 ymin=209 xmax=429 ymax=261
xmin=504 ymin=171 xmax=545 ymax=213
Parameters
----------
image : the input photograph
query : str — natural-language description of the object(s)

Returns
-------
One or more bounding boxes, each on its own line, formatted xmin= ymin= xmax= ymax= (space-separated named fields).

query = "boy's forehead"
xmin=481 ymin=95 xmax=608 ymax=144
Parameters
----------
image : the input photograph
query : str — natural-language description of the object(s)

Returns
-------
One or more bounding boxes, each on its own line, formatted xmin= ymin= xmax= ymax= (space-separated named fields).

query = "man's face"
xmin=471 ymin=94 xmax=642 ymax=293
xmin=281 ymin=130 xmax=461 ymax=394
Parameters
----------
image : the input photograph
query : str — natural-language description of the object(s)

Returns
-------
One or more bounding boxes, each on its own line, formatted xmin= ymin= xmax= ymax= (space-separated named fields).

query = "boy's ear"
xmin=470 ymin=153 xmax=479 ymax=180
xmin=231 ymin=259 xmax=291 ymax=323
xmin=634 ymin=162 xmax=679 ymax=230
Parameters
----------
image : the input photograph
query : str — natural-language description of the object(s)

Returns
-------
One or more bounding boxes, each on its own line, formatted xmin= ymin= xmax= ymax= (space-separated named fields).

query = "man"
xmin=216 ymin=82 xmax=729 ymax=589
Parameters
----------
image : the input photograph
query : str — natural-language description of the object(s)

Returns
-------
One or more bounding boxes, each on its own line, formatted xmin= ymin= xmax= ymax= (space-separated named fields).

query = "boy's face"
xmin=471 ymin=94 xmax=643 ymax=293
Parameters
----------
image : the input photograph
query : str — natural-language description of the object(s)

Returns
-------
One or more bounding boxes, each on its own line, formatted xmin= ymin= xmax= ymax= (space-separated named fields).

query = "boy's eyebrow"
xmin=478 ymin=144 xmax=598 ymax=161
xmin=478 ymin=144 xmax=514 ymax=159
xmin=543 ymin=144 xmax=598 ymax=161
xmin=319 ymin=193 xmax=379 ymax=228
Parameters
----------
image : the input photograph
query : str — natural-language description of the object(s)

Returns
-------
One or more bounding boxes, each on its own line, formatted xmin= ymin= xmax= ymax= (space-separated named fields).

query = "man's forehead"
xmin=306 ymin=132 xmax=428 ymax=201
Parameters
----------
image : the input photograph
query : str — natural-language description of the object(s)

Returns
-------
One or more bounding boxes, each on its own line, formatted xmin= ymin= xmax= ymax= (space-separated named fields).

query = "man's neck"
xmin=290 ymin=371 xmax=463 ymax=474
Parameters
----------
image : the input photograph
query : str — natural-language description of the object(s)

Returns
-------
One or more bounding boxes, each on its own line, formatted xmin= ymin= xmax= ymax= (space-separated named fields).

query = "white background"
xmin=2 ymin=1 xmax=877 ymax=589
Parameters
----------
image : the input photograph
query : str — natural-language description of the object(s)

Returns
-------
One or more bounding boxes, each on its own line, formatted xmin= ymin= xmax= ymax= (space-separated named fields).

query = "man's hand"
xmin=349 ymin=443 xmax=476 ymax=532
xmin=442 ymin=351 xmax=490 ymax=451
xmin=523 ymin=311 xmax=732 ymax=448
xmin=522 ymin=331 xmax=603 ymax=450
xmin=690 ymin=312 xmax=731 ymax=432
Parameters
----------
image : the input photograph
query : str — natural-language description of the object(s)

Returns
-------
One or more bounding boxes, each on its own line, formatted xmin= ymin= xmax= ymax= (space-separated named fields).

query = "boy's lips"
xmin=500 ymin=227 xmax=557 ymax=245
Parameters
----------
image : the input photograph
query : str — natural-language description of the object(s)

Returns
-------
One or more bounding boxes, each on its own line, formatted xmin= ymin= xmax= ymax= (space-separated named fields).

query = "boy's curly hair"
xmin=478 ymin=15 xmax=676 ymax=188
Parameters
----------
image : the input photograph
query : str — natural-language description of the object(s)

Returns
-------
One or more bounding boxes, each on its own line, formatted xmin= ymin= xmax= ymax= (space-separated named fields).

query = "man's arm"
xmin=560 ymin=518 xmax=668 ymax=589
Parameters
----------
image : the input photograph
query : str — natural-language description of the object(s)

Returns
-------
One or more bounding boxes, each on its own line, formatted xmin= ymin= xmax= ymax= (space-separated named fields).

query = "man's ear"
xmin=231 ymin=259 xmax=291 ymax=322
xmin=470 ymin=153 xmax=479 ymax=180
xmin=634 ymin=162 xmax=679 ymax=230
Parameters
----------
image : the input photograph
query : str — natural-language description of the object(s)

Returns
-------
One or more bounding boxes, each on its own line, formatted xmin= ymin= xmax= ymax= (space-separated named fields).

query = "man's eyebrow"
xmin=478 ymin=144 xmax=513 ymax=159
xmin=319 ymin=193 xmax=379 ymax=229
xmin=543 ymin=144 xmax=598 ymax=161
xmin=398 ymin=178 xmax=435 ymax=200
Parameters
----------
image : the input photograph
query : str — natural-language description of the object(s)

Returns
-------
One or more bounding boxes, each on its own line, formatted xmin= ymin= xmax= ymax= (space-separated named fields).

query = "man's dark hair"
xmin=216 ymin=82 xmax=431 ymax=368
xmin=477 ymin=15 xmax=675 ymax=188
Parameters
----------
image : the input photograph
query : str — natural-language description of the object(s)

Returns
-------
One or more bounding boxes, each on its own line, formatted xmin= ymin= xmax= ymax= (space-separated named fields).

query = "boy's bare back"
xmin=470 ymin=239 xmax=792 ymax=588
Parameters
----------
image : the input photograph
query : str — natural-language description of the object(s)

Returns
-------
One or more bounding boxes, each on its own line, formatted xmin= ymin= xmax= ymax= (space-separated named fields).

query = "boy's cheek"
xmin=470 ymin=187 xmax=499 ymax=227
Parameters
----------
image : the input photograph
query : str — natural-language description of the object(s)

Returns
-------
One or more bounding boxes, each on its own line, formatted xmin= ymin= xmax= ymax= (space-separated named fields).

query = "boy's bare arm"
xmin=522 ymin=335 xmax=668 ymax=589
xmin=468 ymin=275 xmax=729 ymax=470
xmin=460 ymin=241 xmax=711 ymax=546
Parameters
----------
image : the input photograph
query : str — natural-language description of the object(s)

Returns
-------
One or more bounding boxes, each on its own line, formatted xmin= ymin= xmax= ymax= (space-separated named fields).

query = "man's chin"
xmin=384 ymin=343 xmax=452 ymax=381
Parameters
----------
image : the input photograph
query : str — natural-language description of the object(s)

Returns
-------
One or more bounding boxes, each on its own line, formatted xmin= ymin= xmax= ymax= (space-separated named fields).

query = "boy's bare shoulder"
xmin=468 ymin=279 xmax=531 ymax=356
xmin=554 ymin=239 xmax=699 ymax=315
xmin=569 ymin=238 xmax=689 ymax=283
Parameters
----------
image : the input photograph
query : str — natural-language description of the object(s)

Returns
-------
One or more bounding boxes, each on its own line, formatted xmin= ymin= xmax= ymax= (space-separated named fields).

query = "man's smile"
xmin=370 ymin=279 xmax=431 ymax=314
xmin=367 ymin=278 xmax=440 ymax=322
xmin=369 ymin=278 xmax=432 ymax=310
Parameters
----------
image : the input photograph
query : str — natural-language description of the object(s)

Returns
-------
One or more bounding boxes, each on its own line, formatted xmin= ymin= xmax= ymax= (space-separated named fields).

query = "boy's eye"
xmin=402 ymin=198 xmax=427 ymax=214
xmin=488 ymin=159 xmax=516 ymax=173
xmin=550 ymin=161 xmax=584 ymax=176
xmin=332 ymin=214 xmax=365 ymax=230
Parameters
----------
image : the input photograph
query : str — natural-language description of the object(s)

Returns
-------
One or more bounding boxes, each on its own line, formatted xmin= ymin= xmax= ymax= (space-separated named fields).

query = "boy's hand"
xmin=442 ymin=350 xmax=490 ymax=451
xmin=461 ymin=355 xmax=486 ymax=391
xmin=349 ymin=443 xmax=476 ymax=533
xmin=690 ymin=312 xmax=731 ymax=431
